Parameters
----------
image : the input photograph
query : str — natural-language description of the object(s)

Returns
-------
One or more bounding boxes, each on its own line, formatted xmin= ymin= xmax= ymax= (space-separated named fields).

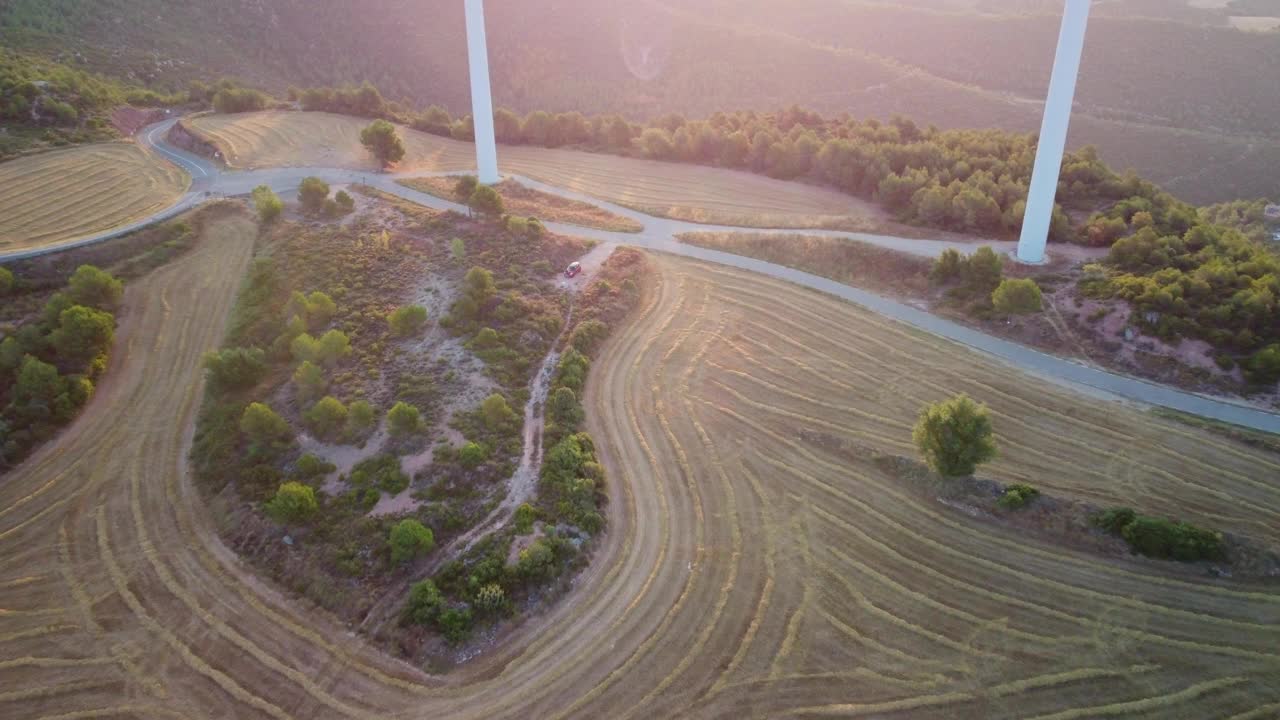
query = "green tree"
xmin=964 ymin=246 xmax=1004 ymax=292
xmin=334 ymin=190 xmax=355 ymax=214
xmin=570 ymin=319 xmax=609 ymax=355
xmin=453 ymin=175 xmax=479 ymax=200
xmin=316 ymin=329 xmax=352 ymax=366
xmin=459 ymin=441 xmax=488 ymax=468
xmin=639 ymin=127 xmax=674 ymax=159
xmin=451 ymin=237 xmax=466 ymax=262
xmin=912 ymin=394 xmax=997 ymax=478
xmin=1246 ymin=344 xmax=1280 ymax=386
xmin=0 ymin=266 xmax=13 ymax=295
xmin=293 ymin=360 xmax=326 ymax=400
xmin=49 ymin=305 xmax=114 ymax=365
xmin=389 ymin=519 xmax=435 ymax=564
xmin=251 ymin=185 xmax=283 ymax=222
xmin=360 ymin=119 xmax=406 ymax=167
xmin=66 ymin=265 xmax=122 ymax=310
xmin=298 ymin=177 xmax=330 ymax=213
xmin=290 ymin=332 xmax=320 ymax=363
xmin=931 ymin=248 xmax=964 ymax=283
xmin=305 ymin=396 xmax=348 ymax=440
xmin=10 ymin=355 xmax=69 ymax=420
xmin=203 ymin=347 xmax=267 ymax=390
xmin=991 ymin=278 xmax=1044 ymax=314
xmin=305 ymin=291 xmax=337 ymax=329
xmin=481 ymin=393 xmax=517 ymax=431
xmin=240 ymin=402 xmax=291 ymax=444
xmin=264 ymin=482 xmax=318 ymax=523
xmin=406 ymin=579 xmax=445 ymax=625
xmin=347 ymin=399 xmax=376 ymax=438
xmin=468 ymin=185 xmax=505 ymax=216
xmin=548 ymin=387 xmax=584 ymax=428
xmin=388 ymin=305 xmax=428 ymax=337
xmin=465 ymin=267 xmax=496 ymax=305
xmin=387 ymin=401 xmax=422 ymax=437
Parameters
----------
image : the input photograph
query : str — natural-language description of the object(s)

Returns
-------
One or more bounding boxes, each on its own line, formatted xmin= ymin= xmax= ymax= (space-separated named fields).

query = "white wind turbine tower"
xmin=1017 ymin=0 xmax=1092 ymax=264
xmin=465 ymin=0 xmax=500 ymax=185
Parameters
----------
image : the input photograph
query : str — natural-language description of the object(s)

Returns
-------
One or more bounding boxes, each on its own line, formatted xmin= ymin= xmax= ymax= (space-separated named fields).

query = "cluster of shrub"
xmin=282 ymin=85 xmax=1182 ymax=245
xmin=0 ymin=50 xmax=152 ymax=154
xmin=1085 ymin=214 xmax=1280 ymax=385
xmin=930 ymin=247 xmax=1043 ymax=317
xmin=400 ymin=249 xmax=648 ymax=645
xmin=1094 ymin=507 xmax=1225 ymax=563
xmin=0 ymin=264 xmax=123 ymax=467
xmin=912 ymin=396 xmax=1227 ymax=566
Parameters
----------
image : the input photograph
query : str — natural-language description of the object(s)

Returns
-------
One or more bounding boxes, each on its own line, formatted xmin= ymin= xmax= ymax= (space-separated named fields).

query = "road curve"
xmin=3 ymin=119 xmax=1277 ymax=433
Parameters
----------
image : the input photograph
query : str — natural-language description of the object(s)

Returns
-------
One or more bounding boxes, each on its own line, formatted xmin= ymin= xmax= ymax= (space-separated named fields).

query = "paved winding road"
xmin=7 ymin=118 xmax=1279 ymax=433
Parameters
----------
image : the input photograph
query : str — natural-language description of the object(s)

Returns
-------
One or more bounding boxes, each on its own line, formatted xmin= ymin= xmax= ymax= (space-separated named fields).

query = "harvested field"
xmin=3 ymin=242 xmax=1279 ymax=717
xmin=399 ymin=177 xmax=644 ymax=232
xmin=0 ymin=143 xmax=188 ymax=254
xmin=190 ymin=111 xmax=878 ymax=228
xmin=679 ymin=231 xmax=934 ymax=298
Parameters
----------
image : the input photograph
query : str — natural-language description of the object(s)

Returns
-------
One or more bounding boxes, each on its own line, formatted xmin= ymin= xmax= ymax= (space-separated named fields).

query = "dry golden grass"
xmin=0 ymin=143 xmax=188 ymax=254
xmin=3 ymin=223 xmax=1277 ymax=717
xmin=399 ymin=177 xmax=645 ymax=233
xmin=679 ymin=231 xmax=934 ymax=297
xmin=191 ymin=110 xmax=880 ymax=228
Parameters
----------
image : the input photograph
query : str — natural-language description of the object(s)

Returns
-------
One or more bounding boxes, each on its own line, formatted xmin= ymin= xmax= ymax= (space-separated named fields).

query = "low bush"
xmin=1094 ymin=507 xmax=1224 ymax=562
xmin=388 ymin=305 xmax=428 ymax=338
xmin=1122 ymin=517 xmax=1225 ymax=562
xmin=996 ymin=483 xmax=1039 ymax=510
xmin=351 ymin=454 xmax=409 ymax=494
xmin=294 ymin=453 xmax=336 ymax=480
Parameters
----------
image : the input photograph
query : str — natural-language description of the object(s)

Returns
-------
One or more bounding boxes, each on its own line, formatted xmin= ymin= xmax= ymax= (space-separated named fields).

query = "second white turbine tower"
xmin=465 ymin=0 xmax=500 ymax=185
xmin=1017 ymin=0 xmax=1092 ymax=264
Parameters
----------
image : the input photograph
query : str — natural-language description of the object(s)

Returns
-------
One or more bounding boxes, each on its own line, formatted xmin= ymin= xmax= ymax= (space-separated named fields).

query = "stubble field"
xmin=189 ymin=111 xmax=876 ymax=228
xmin=1 ymin=244 xmax=1278 ymax=718
xmin=0 ymin=143 xmax=188 ymax=255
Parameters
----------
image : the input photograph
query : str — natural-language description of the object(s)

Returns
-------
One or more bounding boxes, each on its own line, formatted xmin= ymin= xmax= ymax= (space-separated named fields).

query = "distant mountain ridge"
xmin=2 ymin=0 xmax=1278 ymax=203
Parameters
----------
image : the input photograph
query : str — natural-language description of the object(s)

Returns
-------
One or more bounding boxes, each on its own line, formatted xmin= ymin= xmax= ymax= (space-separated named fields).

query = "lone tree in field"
xmin=360 ymin=119 xmax=406 ymax=167
xmin=252 ymin=185 xmax=283 ymax=222
xmin=298 ymin=177 xmax=330 ymax=214
xmin=912 ymin=394 xmax=997 ymax=478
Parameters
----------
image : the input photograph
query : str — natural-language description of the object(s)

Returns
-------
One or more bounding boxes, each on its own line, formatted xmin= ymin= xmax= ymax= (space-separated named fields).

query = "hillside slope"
xmin=2 ymin=0 xmax=1279 ymax=202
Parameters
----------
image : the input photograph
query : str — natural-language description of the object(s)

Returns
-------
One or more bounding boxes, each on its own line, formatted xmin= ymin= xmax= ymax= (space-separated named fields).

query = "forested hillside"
xmin=3 ymin=0 xmax=1280 ymax=202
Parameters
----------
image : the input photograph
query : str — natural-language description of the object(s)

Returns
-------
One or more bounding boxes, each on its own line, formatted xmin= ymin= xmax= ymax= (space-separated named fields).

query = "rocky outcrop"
xmin=165 ymin=119 xmax=219 ymax=160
